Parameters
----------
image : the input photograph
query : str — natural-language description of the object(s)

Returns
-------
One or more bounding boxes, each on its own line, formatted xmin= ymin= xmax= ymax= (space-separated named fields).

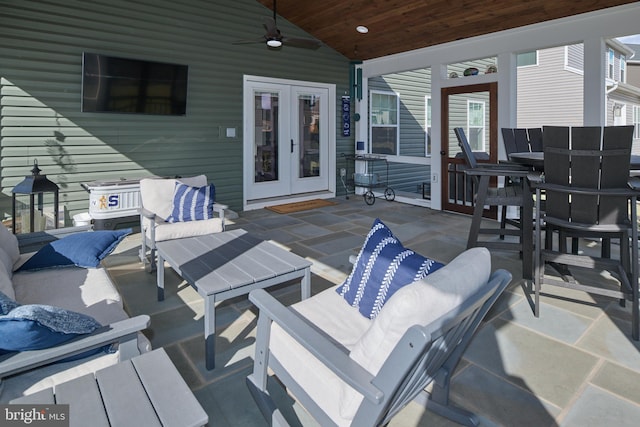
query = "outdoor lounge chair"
xmin=138 ymin=175 xmax=226 ymax=270
xmin=246 ymin=246 xmax=512 ymax=426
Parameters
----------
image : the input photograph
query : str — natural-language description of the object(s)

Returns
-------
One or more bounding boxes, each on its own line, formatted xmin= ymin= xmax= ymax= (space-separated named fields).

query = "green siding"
xmin=0 ymin=0 xmax=352 ymax=222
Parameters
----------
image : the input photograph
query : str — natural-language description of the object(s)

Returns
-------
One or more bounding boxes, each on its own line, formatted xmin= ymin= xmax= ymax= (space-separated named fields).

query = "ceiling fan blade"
xmin=282 ymin=37 xmax=322 ymax=50
xmin=232 ymin=38 xmax=266 ymax=45
xmin=234 ymin=2 xmax=320 ymax=51
xmin=263 ymin=17 xmax=279 ymax=38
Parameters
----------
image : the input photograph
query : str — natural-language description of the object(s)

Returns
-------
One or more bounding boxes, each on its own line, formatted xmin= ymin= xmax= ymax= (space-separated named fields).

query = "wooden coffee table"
xmin=155 ymin=229 xmax=312 ymax=370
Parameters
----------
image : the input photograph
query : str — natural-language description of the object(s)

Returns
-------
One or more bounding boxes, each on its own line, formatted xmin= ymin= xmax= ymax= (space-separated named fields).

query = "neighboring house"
xmin=626 ymin=43 xmax=640 ymax=87
xmin=517 ymin=39 xmax=640 ymax=152
xmin=624 ymin=43 xmax=640 ymax=142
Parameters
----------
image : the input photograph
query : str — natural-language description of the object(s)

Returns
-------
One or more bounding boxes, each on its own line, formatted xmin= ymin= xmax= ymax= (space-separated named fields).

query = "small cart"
xmin=342 ymin=154 xmax=395 ymax=205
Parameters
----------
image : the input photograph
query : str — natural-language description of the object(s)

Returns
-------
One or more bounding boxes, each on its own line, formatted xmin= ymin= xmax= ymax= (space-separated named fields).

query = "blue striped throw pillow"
xmin=336 ymin=218 xmax=444 ymax=319
xmin=167 ymin=182 xmax=215 ymax=223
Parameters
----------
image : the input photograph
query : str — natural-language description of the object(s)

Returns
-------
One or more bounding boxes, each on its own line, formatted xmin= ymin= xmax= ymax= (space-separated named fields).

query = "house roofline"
xmin=607 ymin=38 xmax=635 ymax=57
xmin=608 ymin=81 xmax=640 ymax=97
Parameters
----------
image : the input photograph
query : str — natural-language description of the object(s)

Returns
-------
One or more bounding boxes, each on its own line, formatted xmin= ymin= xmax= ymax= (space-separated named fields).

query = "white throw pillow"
xmin=152 ymin=218 xmax=223 ymax=242
xmin=338 ymin=247 xmax=492 ymax=420
xmin=0 ymin=224 xmax=20 ymax=270
xmin=140 ymin=175 xmax=207 ymax=221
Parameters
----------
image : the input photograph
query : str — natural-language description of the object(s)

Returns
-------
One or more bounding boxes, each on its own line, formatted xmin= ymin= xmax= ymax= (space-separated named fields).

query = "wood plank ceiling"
xmin=256 ymin=0 xmax=637 ymax=60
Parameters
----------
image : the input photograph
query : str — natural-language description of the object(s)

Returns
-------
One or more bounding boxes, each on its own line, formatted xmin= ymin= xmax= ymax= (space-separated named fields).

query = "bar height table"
xmin=509 ymin=152 xmax=640 ymax=171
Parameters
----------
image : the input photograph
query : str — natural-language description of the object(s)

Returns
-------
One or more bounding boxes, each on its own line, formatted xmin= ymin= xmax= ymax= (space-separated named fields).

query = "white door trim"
xmin=243 ymin=75 xmax=336 ymax=210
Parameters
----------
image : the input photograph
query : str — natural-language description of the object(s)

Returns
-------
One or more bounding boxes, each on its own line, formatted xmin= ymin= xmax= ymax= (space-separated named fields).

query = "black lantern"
xmin=11 ymin=160 xmax=60 ymax=234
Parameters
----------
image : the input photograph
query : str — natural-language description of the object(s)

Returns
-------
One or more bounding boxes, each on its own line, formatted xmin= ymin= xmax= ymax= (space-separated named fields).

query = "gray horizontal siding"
xmin=517 ymin=46 xmax=584 ymax=127
xmin=368 ymin=68 xmax=431 ymax=189
xmin=1 ymin=0 xmax=351 ymax=222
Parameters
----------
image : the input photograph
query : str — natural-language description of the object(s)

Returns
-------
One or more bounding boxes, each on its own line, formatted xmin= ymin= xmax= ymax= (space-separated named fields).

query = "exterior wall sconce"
xmin=613 ymin=103 xmax=623 ymax=117
xmin=11 ymin=160 xmax=60 ymax=234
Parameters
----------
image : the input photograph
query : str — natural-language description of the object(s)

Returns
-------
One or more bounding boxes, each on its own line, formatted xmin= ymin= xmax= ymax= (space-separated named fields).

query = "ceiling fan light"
xmin=267 ymin=39 xmax=282 ymax=48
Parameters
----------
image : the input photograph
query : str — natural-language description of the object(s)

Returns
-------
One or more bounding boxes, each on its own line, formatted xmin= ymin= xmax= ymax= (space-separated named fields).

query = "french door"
xmin=244 ymin=76 xmax=333 ymax=202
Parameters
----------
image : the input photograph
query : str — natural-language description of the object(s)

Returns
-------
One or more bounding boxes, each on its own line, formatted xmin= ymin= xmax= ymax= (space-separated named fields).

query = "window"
xmin=621 ymin=55 xmax=627 ymax=82
xmin=517 ymin=51 xmax=538 ymax=67
xmin=634 ymin=106 xmax=640 ymax=139
xmin=608 ymin=48 xmax=615 ymax=79
xmin=425 ymin=96 xmax=432 ymax=156
xmin=370 ymin=91 xmax=399 ymax=155
xmin=467 ymin=101 xmax=485 ymax=151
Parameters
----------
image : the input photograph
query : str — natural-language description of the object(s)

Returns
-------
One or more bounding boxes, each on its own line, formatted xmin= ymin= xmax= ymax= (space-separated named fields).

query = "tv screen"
xmin=82 ymin=53 xmax=188 ymax=115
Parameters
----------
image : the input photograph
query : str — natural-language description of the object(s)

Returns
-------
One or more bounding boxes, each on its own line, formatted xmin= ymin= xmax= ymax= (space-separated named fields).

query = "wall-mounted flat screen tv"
xmin=82 ymin=53 xmax=188 ymax=115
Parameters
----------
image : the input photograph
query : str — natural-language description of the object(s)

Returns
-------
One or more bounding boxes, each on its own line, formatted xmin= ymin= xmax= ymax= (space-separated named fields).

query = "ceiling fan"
xmin=234 ymin=0 xmax=322 ymax=50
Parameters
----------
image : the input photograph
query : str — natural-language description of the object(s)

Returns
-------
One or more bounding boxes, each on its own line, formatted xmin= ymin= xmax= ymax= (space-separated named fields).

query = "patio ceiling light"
xmin=356 ymin=25 xmax=369 ymax=34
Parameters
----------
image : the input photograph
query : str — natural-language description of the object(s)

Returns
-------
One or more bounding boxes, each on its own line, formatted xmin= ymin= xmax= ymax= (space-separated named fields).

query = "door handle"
xmin=291 ymin=139 xmax=295 ymax=153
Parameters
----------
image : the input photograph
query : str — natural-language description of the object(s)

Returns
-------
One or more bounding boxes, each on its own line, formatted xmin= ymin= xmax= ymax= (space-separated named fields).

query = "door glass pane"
xmin=298 ymin=94 xmax=320 ymax=178
xmin=467 ymin=101 xmax=485 ymax=151
xmin=446 ymin=89 xmax=491 ymax=209
xmin=254 ymin=91 xmax=278 ymax=182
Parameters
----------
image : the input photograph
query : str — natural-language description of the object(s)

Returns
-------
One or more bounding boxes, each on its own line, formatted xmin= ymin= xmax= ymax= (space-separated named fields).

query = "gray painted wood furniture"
xmin=155 ymin=229 xmax=312 ymax=370
xmin=11 ymin=348 xmax=208 ymax=427
xmin=246 ymin=248 xmax=512 ymax=426
xmin=138 ymin=175 xmax=227 ymax=271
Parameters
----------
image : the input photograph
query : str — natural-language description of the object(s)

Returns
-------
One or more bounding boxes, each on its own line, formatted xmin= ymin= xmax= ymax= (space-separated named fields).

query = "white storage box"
xmin=85 ymin=179 xmax=142 ymax=220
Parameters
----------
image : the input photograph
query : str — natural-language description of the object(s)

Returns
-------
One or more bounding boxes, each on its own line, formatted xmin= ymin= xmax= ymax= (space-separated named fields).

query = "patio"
xmin=103 ymin=197 xmax=640 ymax=426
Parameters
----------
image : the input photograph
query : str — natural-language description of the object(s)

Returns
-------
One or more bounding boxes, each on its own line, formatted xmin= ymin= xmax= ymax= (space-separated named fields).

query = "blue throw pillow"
xmin=336 ymin=219 xmax=444 ymax=319
xmin=166 ymin=182 xmax=216 ymax=223
xmin=0 ymin=303 xmax=102 ymax=353
xmin=17 ymin=229 xmax=131 ymax=271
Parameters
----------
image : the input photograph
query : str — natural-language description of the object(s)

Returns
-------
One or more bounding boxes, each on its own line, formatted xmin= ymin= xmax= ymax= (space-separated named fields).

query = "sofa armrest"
xmin=248 ymin=289 xmax=383 ymax=404
xmin=0 ymin=315 xmax=150 ymax=379
xmin=17 ymin=226 xmax=94 ymax=254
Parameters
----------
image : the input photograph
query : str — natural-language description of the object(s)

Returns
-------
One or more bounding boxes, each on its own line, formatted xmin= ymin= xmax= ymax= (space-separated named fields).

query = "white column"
xmin=583 ymin=37 xmax=606 ymax=126
xmin=497 ymin=52 xmax=517 ymax=160
xmin=429 ymin=64 xmax=446 ymax=210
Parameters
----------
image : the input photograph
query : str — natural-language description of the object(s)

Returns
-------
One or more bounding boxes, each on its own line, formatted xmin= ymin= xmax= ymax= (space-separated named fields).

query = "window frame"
xmin=425 ymin=95 xmax=432 ymax=156
xmin=608 ymin=48 xmax=615 ymax=79
xmin=621 ymin=54 xmax=627 ymax=83
xmin=369 ymin=90 xmax=400 ymax=156
xmin=634 ymin=105 xmax=640 ymax=140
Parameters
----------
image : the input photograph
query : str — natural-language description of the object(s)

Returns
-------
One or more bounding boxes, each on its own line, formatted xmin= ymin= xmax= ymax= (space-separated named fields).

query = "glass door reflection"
xmin=254 ymin=92 xmax=279 ymax=183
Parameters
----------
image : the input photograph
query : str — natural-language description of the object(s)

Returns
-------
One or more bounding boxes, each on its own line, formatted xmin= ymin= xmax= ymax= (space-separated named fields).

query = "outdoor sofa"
xmin=0 ymin=224 xmax=150 ymax=402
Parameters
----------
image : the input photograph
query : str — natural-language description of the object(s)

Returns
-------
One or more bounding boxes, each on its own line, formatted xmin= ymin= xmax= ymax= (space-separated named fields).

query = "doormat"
xmin=266 ymin=199 xmax=337 ymax=214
